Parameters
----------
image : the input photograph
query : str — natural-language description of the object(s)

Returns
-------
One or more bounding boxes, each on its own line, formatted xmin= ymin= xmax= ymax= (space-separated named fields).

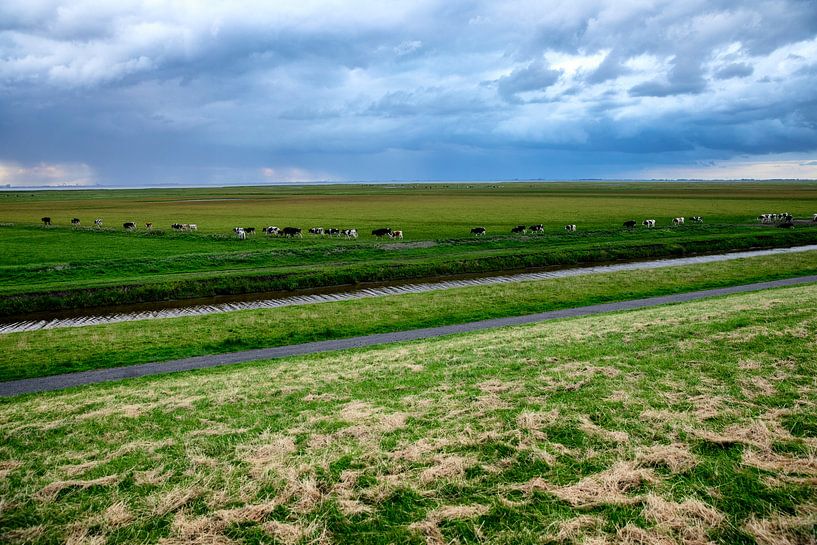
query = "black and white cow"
xmin=171 ymin=223 xmax=183 ymax=230
xmin=41 ymin=217 xmax=51 ymax=226
xmin=372 ymin=227 xmax=392 ymax=238
xmin=94 ymin=218 xmax=103 ymax=227
xmin=812 ymin=214 xmax=817 ymax=223
xmin=234 ymin=227 xmax=246 ymax=240
xmin=145 ymin=222 xmax=153 ymax=230
xmin=389 ymin=230 xmax=403 ymax=239
xmin=281 ymin=226 xmax=302 ymax=237
xmin=326 ymin=228 xmax=340 ymax=237
xmin=529 ymin=224 xmax=544 ymax=232
xmin=672 ymin=217 xmax=685 ymax=225
xmin=691 ymin=216 xmax=703 ymax=223
xmin=564 ymin=224 xmax=577 ymax=232
xmin=71 ymin=218 xmax=80 ymax=226
xmin=309 ymin=227 xmax=324 ymax=235
xmin=243 ymin=227 xmax=255 ymax=236
xmin=471 ymin=227 xmax=486 ymax=236
xmin=342 ymin=228 xmax=358 ymax=239
xmin=123 ymin=222 xmax=136 ymax=231
xmin=263 ymin=226 xmax=279 ymax=235
xmin=511 ymin=225 xmax=526 ymax=233
xmin=623 ymin=220 xmax=637 ymax=228
xmin=642 ymin=219 xmax=656 ymax=228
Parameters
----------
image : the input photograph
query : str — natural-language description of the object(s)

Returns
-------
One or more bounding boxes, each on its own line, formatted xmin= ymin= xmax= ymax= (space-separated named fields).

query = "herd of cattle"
xmin=38 ymin=213 xmax=817 ymax=239
xmin=231 ymin=226 xmax=405 ymax=240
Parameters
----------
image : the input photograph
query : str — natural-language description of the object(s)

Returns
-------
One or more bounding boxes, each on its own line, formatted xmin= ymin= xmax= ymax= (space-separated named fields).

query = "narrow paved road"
xmin=2 ymin=274 xmax=816 ymax=397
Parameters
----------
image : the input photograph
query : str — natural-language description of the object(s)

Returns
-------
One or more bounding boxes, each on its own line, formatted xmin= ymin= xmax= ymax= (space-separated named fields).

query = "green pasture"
xmin=2 ymin=181 xmax=817 ymax=314
xmin=1 ymin=284 xmax=815 ymax=544
xmin=2 ymin=250 xmax=817 ymax=382
xmin=3 ymin=181 xmax=817 ymax=236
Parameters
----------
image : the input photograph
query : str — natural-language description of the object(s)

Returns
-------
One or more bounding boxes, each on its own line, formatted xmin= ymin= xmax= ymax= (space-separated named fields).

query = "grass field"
xmin=2 ymin=182 xmax=817 ymax=315
xmin=3 ymin=250 xmax=817 ymax=383
xmin=1 ymin=284 xmax=815 ymax=544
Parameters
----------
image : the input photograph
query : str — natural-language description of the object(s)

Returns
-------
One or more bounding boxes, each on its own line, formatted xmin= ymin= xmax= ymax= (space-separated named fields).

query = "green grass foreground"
xmin=2 ymin=181 xmax=817 ymax=314
xmin=2 ymin=250 xmax=817 ymax=382
xmin=1 ymin=284 xmax=816 ymax=543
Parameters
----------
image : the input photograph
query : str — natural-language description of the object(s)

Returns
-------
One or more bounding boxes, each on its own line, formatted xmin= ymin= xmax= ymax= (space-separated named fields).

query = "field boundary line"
xmin=2 ymin=274 xmax=817 ymax=397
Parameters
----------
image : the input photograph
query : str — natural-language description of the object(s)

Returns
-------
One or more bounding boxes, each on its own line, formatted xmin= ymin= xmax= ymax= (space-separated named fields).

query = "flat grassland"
xmin=1 ymin=284 xmax=815 ymax=544
xmin=2 ymin=182 xmax=817 ymax=315
xmin=3 ymin=250 xmax=817 ymax=382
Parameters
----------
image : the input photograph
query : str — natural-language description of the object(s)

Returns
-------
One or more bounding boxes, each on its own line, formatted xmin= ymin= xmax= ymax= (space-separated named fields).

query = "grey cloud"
xmin=714 ymin=62 xmax=754 ymax=80
xmin=496 ymin=61 xmax=561 ymax=103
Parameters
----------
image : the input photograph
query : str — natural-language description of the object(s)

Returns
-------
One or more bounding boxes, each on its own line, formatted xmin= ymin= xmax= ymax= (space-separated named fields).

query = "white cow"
xmin=389 ymin=230 xmax=404 ymax=239
xmin=642 ymin=219 xmax=656 ymax=228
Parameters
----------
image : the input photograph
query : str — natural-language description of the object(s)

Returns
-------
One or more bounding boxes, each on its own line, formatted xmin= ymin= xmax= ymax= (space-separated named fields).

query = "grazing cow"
xmin=623 ymin=220 xmax=637 ymax=228
xmin=389 ymin=230 xmax=404 ymax=239
xmin=326 ymin=228 xmax=340 ymax=237
xmin=672 ymin=217 xmax=685 ymax=225
xmin=372 ymin=227 xmax=392 ymax=238
xmin=263 ymin=226 xmax=279 ymax=235
xmin=642 ymin=219 xmax=656 ymax=228
xmin=511 ymin=225 xmax=526 ymax=234
xmin=471 ymin=227 xmax=486 ymax=236
xmin=234 ymin=227 xmax=246 ymax=240
xmin=243 ymin=227 xmax=254 ymax=236
xmin=281 ymin=226 xmax=302 ymax=237
xmin=564 ymin=224 xmax=577 ymax=232
xmin=171 ymin=223 xmax=183 ymax=230
xmin=123 ymin=222 xmax=136 ymax=231
xmin=71 ymin=218 xmax=80 ymax=226
xmin=309 ymin=227 xmax=324 ymax=235
xmin=94 ymin=218 xmax=103 ymax=227
xmin=145 ymin=222 xmax=153 ymax=230
xmin=529 ymin=224 xmax=544 ymax=232
xmin=342 ymin=228 xmax=358 ymax=239
xmin=691 ymin=216 xmax=703 ymax=223
xmin=41 ymin=217 xmax=51 ymax=226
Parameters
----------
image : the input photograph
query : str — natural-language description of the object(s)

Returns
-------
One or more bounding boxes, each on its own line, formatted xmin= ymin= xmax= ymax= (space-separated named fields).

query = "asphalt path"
xmin=2 ymin=274 xmax=816 ymax=397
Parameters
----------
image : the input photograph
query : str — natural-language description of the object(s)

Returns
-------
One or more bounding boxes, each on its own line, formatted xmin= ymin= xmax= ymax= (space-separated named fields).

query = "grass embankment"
xmin=2 ymin=250 xmax=817 ymax=382
xmin=1 ymin=284 xmax=815 ymax=543
xmin=2 ymin=224 xmax=816 ymax=316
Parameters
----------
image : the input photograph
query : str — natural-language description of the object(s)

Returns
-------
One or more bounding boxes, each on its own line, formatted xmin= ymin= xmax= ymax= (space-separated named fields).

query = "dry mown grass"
xmin=1 ymin=285 xmax=817 ymax=543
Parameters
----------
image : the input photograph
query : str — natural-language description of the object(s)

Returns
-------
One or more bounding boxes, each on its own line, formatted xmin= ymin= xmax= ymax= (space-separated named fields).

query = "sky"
xmin=1 ymin=0 xmax=817 ymax=187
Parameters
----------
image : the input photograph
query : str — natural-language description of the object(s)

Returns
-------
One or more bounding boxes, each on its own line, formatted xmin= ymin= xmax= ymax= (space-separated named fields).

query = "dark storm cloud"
xmin=0 ymin=0 xmax=816 ymax=185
